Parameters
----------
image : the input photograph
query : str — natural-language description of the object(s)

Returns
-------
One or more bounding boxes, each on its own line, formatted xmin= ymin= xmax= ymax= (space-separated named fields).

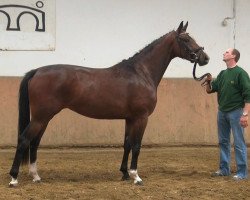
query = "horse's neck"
xmin=135 ymin=32 xmax=176 ymax=87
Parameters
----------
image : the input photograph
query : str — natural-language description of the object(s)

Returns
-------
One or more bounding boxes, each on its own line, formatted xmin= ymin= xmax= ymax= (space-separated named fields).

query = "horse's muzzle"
xmin=195 ymin=51 xmax=209 ymax=66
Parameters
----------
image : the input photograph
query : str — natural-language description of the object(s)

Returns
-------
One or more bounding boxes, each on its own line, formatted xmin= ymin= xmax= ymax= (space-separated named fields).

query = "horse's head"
xmin=174 ymin=21 xmax=209 ymax=66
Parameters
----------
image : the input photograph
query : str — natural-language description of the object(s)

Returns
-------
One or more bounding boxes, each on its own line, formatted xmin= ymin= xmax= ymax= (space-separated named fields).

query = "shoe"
xmin=232 ymin=175 xmax=245 ymax=181
xmin=211 ymin=170 xmax=226 ymax=177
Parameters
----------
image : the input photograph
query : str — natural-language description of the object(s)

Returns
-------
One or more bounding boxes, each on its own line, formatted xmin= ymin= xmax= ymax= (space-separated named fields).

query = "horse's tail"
xmin=18 ymin=69 xmax=38 ymax=165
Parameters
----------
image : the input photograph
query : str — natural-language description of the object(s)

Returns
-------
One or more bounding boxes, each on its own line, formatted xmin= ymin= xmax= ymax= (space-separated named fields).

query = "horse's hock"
xmin=2 ymin=76 xmax=249 ymax=147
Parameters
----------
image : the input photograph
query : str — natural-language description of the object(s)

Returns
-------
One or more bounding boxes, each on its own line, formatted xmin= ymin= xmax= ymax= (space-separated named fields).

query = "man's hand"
xmin=201 ymin=74 xmax=212 ymax=86
xmin=202 ymin=74 xmax=213 ymax=93
xmin=240 ymin=115 xmax=248 ymax=128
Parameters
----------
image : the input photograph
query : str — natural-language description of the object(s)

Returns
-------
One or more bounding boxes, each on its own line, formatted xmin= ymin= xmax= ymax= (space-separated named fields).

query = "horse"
xmin=9 ymin=21 xmax=209 ymax=186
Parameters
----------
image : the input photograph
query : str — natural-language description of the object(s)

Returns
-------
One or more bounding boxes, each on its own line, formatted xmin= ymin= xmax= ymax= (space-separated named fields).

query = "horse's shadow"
xmin=37 ymin=168 xmax=122 ymax=183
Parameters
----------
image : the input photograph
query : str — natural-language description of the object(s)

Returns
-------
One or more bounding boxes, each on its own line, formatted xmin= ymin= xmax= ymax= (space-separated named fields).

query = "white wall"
xmin=235 ymin=0 xmax=250 ymax=70
xmin=0 ymin=0 xmax=249 ymax=77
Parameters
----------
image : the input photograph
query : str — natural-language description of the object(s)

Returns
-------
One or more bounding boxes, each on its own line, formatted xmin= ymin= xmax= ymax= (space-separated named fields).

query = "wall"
xmin=1 ymin=1 xmax=250 ymax=147
xmin=1 ymin=0 xmax=248 ymax=77
xmin=1 ymin=77 xmax=249 ymax=147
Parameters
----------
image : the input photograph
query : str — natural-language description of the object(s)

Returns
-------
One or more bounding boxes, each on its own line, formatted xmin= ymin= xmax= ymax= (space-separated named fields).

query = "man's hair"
xmin=232 ymin=48 xmax=240 ymax=62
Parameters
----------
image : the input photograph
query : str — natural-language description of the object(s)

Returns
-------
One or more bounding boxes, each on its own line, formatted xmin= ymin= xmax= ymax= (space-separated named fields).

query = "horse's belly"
xmin=68 ymin=98 xmax=128 ymax=119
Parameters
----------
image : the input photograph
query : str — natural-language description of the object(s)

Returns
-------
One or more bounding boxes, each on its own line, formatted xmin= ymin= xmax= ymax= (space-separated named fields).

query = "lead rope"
xmin=192 ymin=62 xmax=211 ymax=86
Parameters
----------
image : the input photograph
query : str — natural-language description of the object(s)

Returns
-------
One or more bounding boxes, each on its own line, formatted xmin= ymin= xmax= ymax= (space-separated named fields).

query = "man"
xmin=204 ymin=48 xmax=250 ymax=180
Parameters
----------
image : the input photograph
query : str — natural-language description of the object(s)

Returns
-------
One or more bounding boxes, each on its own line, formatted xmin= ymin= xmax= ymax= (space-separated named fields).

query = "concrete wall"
xmin=1 ymin=77 xmax=249 ymax=147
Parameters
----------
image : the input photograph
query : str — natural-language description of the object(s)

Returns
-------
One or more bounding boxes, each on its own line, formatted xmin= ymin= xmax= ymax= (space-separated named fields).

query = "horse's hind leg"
xmin=9 ymin=125 xmax=31 ymax=186
xmin=9 ymin=120 xmax=47 ymax=186
xmin=29 ymin=123 xmax=48 ymax=183
xmin=120 ymin=119 xmax=132 ymax=180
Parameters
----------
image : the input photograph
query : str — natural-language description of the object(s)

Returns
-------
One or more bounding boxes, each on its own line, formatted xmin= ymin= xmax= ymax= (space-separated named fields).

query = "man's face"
xmin=223 ymin=48 xmax=235 ymax=62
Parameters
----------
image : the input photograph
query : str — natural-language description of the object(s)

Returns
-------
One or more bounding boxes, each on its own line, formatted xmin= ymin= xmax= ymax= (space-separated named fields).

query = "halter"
xmin=176 ymin=34 xmax=204 ymax=63
xmin=176 ymin=34 xmax=211 ymax=84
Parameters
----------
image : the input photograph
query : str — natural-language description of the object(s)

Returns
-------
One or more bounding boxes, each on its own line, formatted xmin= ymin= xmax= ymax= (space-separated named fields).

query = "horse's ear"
xmin=183 ymin=21 xmax=188 ymax=32
xmin=176 ymin=21 xmax=184 ymax=34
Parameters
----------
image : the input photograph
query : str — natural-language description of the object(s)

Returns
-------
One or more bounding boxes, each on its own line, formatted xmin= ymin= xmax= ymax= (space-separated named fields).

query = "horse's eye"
xmin=182 ymin=37 xmax=190 ymax=42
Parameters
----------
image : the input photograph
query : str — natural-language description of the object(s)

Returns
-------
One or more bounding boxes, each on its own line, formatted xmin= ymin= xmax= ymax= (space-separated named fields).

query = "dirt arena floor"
xmin=0 ymin=147 xmax=249 ymax=200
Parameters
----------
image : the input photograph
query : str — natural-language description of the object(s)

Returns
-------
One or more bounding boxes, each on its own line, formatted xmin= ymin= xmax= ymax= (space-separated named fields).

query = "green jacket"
xmin=211 ymin=66 xmax=250 ymax=112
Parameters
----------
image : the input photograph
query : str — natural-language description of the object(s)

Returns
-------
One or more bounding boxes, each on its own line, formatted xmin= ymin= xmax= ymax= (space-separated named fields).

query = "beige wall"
xmin=0 ymin=77 xmax=249 ymax=147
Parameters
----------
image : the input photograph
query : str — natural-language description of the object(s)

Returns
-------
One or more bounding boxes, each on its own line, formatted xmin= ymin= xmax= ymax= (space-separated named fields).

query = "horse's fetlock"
xmin=9 ymin=170 xmax=18 ymax=179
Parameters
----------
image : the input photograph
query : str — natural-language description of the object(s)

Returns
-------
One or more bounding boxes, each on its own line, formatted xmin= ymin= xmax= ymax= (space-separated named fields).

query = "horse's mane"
xmin=118 ymin=30 xmax=174 ymax=67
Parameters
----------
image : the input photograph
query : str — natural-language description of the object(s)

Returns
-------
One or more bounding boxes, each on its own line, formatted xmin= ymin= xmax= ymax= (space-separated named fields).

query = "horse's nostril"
xmin=205 ymin=58 xmax=210 ymax=64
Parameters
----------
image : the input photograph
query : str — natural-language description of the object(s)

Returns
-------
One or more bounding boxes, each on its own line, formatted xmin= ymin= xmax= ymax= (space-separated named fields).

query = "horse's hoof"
xmin=9 ymin=183 xmax=18 ymax=187
xmin=121 ymin=175 xmax=130 ymax=181
xmin=33 ymin=178 xmax=41 ymax=183
xmin=135 ymin=180 xmax=143 ymax=186
xmin=9 ymin=180 xmax=18 ymax=187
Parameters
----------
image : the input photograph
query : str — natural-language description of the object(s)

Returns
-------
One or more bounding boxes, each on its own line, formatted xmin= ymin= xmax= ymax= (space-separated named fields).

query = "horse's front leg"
xmin=120 ymin=120 xmax=132 ymax=180
xmin=128 ymin=116 xmax=148 ymax=185
xmin=120 ymin=140 xmax=131 ymax=180
xmin=129 ymin=142 xmax=143 ymax=185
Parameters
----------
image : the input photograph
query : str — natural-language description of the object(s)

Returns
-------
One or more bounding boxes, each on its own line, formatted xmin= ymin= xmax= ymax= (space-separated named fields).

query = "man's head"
xmin=223 ymin=48 xmax=240 ymax=64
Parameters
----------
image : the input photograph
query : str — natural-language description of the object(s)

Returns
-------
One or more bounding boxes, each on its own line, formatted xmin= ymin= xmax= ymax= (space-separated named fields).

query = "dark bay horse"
xmin=9 ymin=21 xmax=209 ymax=186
